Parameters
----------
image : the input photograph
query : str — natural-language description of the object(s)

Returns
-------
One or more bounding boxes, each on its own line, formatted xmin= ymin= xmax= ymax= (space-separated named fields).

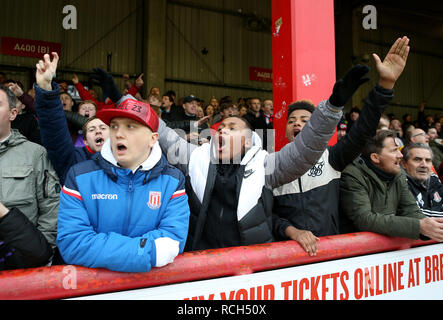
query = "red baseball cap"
xmin=96 ymin=99 xmax=159 ymax=132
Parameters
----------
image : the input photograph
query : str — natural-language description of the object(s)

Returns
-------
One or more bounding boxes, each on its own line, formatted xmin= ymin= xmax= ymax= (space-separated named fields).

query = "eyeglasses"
xmin=412 ymin=132 xmax=426 ymax=138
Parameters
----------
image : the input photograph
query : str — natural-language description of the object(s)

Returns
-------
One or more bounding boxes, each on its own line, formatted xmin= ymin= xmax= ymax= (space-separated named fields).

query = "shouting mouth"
xmin=217 ymin=135 xmax=226 ymax=152
xmin=116 ymin=142 xmax=128 ymax=155
xmin=95 ymin=137 xmax=105 ymax=147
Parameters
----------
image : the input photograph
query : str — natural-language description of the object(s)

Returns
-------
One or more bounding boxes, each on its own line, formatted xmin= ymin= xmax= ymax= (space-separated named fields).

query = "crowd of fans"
xmin=1 ymin=36 xmax=443 ymax=273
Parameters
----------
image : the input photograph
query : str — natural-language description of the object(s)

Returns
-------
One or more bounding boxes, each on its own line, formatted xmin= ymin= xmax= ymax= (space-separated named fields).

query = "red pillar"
xmin=272 ymin=0 xmax=337 ymax=151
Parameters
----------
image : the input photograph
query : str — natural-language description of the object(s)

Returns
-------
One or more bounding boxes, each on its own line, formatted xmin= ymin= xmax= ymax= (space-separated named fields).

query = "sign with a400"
xmin=1 ymin=37 xmax=61 ymax=58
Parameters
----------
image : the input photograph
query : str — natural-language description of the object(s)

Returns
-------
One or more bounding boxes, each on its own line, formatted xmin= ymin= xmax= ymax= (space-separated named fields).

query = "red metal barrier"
xmin=0 ymin=232 xmax=436 ymax=300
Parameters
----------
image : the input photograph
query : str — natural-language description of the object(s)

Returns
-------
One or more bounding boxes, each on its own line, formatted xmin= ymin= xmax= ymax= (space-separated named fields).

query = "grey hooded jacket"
xmin=0 ymin=129 xmax=60 ymax=247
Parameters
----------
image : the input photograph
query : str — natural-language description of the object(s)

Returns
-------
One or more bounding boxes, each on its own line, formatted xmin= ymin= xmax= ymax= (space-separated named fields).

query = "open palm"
xmin=373 ymin=36 xmax=410 ymax=84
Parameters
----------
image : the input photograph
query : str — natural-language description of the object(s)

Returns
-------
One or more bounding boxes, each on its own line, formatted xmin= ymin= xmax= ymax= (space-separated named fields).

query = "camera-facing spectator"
xmin=401 ymin=143 xmax=443 ymax=218
xmin=57 ymin=98 xmax=190 ymax=272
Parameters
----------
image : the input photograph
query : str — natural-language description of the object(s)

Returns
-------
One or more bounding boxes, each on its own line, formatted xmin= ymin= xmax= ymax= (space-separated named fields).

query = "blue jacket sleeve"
xmin=34 ymin=82 xmax=78 ymax=185
xmin=57 ymin=168 xmax=190 ymax=273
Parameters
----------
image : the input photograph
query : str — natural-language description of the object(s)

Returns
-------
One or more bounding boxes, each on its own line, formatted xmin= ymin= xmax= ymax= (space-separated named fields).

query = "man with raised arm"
xmin=273 ymin=36 xmax=411 ymax=256
xmin=96 ymin=61 xmax=369 ymax=251
xmin=34 ymin=53 xmax=110 ymax=185
xmin=37 ymin=53 xmax=190 ymax=272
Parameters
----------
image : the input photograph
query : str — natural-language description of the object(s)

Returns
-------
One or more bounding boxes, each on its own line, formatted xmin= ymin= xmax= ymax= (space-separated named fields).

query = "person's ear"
xmin=370 ymin=152 xmax=380 ymax=164
xmin=150 ymin=132 xmax=159 ymax=148
xmin=83 ymin=134 xmax=90 ymax=146
xmin=9 ymin=108 xmax=18 ymax=122
xmin=400 ymin=159 xmax=407 ymax=169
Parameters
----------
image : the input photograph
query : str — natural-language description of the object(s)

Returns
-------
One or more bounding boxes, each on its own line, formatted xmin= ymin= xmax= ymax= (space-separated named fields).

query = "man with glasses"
xmin=406 ymin=128 xmax=429 ymax=146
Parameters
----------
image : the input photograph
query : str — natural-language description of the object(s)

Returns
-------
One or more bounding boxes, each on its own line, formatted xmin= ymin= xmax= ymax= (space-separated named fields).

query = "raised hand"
xmin=135 ymin=73 xmax=144 ymax=88
xmin=7 ymin=82 xmax=24 ymax=97
xmin=72 ymin=74 xmax=79 ymax=85
xmin=373 ymin=36 xmax=410 ymax=90
xmin=197 ymin=115 xmax=211 ymax=127
xmin=89 ymin=68 xmax=123 ymax=103
xmin=36 ymin=52 xmax=59 ymax=91
xmin=329 ymin=64 xmax=370 ymax=107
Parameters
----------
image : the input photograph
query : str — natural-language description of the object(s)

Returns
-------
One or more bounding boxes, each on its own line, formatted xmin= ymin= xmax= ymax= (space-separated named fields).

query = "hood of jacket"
xmin=97 ymin=138 xmax=167 ymax=184
xmin=0 ymin=129 xmax=28 ymax=155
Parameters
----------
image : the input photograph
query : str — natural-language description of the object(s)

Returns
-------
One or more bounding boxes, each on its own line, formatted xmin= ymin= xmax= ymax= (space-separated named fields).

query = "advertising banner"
xmin=75 ymin=243 xmax=443 ymax=300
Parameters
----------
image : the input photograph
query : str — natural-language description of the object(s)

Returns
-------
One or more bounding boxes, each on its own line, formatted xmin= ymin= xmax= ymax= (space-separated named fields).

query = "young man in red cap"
xmin=56 ymin=82 xmax=190 ymax=272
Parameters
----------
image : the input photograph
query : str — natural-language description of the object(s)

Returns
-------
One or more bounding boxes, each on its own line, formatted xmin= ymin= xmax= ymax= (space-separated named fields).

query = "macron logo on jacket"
xmin=91 ymin=193 xmax=118 ymax=200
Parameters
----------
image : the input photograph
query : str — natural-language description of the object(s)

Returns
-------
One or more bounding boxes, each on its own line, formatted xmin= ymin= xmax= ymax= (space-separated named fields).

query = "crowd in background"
xmin=1 ymin=36 xmax=443 ymax=273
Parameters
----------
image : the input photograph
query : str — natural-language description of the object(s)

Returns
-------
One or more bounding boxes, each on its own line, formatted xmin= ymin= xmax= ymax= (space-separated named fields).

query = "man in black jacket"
xmin=401 ymin=143 xmax=443 ymax=217
xmin=273 ymin=36 xmax=411 ymax=256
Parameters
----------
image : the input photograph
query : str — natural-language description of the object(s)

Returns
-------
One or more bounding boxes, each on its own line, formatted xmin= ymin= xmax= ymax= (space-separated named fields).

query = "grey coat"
xmin=0 ymin=129 xmax=60 ymax=247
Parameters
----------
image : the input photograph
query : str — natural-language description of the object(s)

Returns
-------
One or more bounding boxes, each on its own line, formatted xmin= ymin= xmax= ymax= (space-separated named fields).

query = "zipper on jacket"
xmin=298 ymin=178 xmax=307 ymax=229
xmin=43 ymin=170 xmax=49 ymax=198
xmin=123 ymin=177 xmax=135 ymax=236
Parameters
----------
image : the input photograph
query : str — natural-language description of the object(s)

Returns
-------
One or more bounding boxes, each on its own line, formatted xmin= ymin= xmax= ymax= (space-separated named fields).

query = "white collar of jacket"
xmin=190 ymin=137 xmax=268 ymax=221
xmin=101 ymin=138 xmax=162 ymax=173
xmin=207 ymin=131 xmax=263 ymax=165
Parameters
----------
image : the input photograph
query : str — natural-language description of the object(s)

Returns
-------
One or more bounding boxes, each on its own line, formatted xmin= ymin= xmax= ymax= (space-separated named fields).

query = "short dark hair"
xmin=82 ymin=116 xmax=98 ymax=134
xmin=162 ymin=93 xmax=174 ymax=103
xmin=0 ymin=84 xmax=18 ymax=110
xmin=223 ymin=115 xmax=253 ymax=131
xmin=165 ymin=90 xmax=176 ymax=101
xmin=402 ymin=143 xmax=433 ymax=162
xmin=220 ymin=102 xmax=238 ymax=112
xmin=60 ymin=91 xmax=73 ymax=101
xmin=362 ymin=130 xmax=397 ymax=158
xmin=287 ymin=100 xmax=315 ymax=120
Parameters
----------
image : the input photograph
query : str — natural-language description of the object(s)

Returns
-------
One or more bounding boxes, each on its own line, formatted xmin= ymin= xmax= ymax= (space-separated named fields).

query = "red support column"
xmin=272 ymin=0 xmax=337 ymax=151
